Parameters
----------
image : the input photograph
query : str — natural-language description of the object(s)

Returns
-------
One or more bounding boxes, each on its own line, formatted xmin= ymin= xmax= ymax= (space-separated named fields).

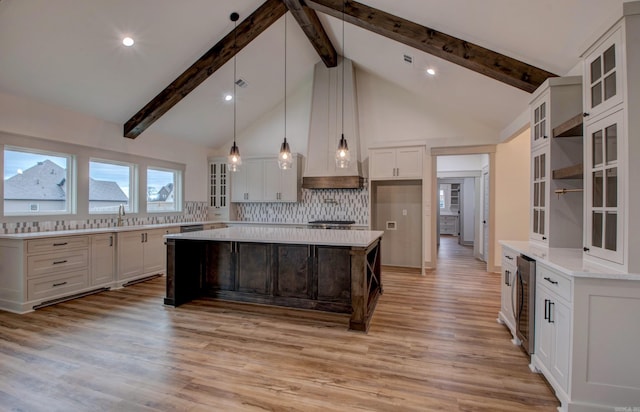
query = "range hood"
xmin=303 ymin=57 xmax=364 ymax=189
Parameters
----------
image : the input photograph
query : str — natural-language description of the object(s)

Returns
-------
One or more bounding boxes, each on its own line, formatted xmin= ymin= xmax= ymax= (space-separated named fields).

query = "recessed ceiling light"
xmin=426 ymin=68 xmax=436 ymax=76
xmin=122 ymin=37 xmax=134 ymax=47
xmin=224 ymin=94 xmax=233 ymax=101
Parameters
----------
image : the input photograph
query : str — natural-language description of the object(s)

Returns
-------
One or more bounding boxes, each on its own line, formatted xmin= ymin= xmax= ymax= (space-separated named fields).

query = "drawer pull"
xmin=53 ymin=260 xmax=68 ymax=265
xmin=52 ymin=281 xmax=68 ymax=287
xmin=544 ymin=299 xmax=549 ymax=320
xmin=544 ymin=276 xmax=558 ymax=285
xmin=53 ymin=242 xmax=68 ymax=247
xmin=505 ymin=255 xmax=513 ymax=260
xmin=548 ymin=301 xmax=555 ymax=323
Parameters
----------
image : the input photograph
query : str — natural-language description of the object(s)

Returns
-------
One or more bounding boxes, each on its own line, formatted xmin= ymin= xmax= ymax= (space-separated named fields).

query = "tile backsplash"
xmin=235 ymin=188 xmax=369 ymax=225
xmin=1 ymin=201 xmax=208 ymax=234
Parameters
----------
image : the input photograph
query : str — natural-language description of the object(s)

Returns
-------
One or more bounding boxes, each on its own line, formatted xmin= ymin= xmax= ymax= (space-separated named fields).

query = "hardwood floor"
xmin=0 ymin=236 xmax=559 ymax=411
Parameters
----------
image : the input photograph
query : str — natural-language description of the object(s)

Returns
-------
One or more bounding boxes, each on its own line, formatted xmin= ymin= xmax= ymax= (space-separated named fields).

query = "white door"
xmin=482 ymin=167 xmax=490 ymax=262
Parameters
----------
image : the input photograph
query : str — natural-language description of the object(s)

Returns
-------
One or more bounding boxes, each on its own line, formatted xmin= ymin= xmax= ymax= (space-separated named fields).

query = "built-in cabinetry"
xmin=497 ymin=246 xmax=518 ymax=341
xmin=534 ymin=263 xmax=572 ymax=394
xmin=117 ymin=228 xmax=175 ymax=285
xmin=208 ymin=159 xmax=229 ymax=221
xmin=91 ymin=233 xmax=115 ymax=286
xmin=439 ymin=215 xmax=458 ymax=235
xmin=529 ymin=77 xmax=583 ymax=247
xmin=369 ymin=147 xmax=423 ymax=179
xmin=581 ymin=7 xmax=636 ymax=271
xmin=0 ymin=234 xmax=117 ymax=313
xmin=231 ymin=154 xmax=301 ymax=203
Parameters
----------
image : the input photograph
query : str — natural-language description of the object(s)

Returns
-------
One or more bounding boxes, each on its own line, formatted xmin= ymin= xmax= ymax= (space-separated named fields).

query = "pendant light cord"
xmin=233 ymin=18 xmax=237 ymax=146
xmin=341 ymin=1 xmax=345 ymax=138
xmin=284 ymin=14 xmax=287 ymax=141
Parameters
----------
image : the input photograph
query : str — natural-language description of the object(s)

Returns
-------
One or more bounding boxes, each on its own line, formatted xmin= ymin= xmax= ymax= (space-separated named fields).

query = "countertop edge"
xmin=499 ymin=240 xmax=640 ymax=280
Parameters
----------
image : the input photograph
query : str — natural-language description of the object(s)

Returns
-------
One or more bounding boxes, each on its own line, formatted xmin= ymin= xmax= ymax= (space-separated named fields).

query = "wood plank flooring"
xmin=0 ymin=236 xmax=559 ymax=411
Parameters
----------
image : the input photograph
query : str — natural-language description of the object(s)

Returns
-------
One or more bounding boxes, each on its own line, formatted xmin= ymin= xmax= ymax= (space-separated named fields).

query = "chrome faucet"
xmin=117 ymin=204 xmax=126 ymax=227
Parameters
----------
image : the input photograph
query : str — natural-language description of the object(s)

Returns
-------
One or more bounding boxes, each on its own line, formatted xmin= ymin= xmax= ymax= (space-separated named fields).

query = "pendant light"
xmin=227 ymin=12 xmax=242 ymax=172
xmin=278 ymin=14 xmax=293 ymax=170
xmin=336 ymin=1 xmax=350 ymax=169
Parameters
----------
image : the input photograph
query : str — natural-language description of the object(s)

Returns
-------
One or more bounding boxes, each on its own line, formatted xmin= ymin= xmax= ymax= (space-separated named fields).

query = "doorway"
xmin=431 ymin=147 xmax=495 ymax=271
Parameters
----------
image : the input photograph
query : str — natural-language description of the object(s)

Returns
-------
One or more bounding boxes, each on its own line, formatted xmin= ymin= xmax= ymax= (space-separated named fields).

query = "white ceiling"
xmin=0 ymin=0 xmax=625 ymax=148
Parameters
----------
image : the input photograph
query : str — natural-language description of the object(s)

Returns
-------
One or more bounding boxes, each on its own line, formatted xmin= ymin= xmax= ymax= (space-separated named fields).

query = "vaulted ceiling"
xmin=0 ymin=0 xmax=625 ymax=147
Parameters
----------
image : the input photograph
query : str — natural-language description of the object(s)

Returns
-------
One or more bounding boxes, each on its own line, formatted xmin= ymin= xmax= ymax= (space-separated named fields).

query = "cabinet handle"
xmin=544 ymin=276 xmax=558 ymax=285
xmin=53 ymin=281 xmax=67 ymax=287
xmin=583 ymin=112 xmax=590 ymax=117
xmin=543 ymin=135 xmax=548 ymax=139
xmin=544 ymin=299 xmax=549 ymax=320
xmin=145 ymin=233 xmax=148 ymax=243
xmin=504 ymin=270 xmax=509 ymax=286
xmin=52 ymin=260 xmax=68 ymax=265
xmin=505 ymin=255 xmax=513 ymax=260
xmin=109 ymin=236 xmax=113 ymax=247
xmin=53 ymin=242 xmax=68 ymax=247
xmin=548 ymin=301 xmax=555 ymax=323
xmin=542 ymin=236 xmax=547 ymax=240
xmin=583 ymin=247 xmax=590 ymax=252
xmin=141 ymin=233 xmax=145 ymax=243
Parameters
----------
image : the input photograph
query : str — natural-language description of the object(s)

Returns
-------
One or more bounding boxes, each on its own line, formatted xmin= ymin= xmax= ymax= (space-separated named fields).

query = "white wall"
xmin=213 ymin=72 xmax=313 ymax=159
xmin=0 ymin=91 xmax=212 ymax=202
xmin=437 ymin=155 xmax=487 ymax=172
xmin=494 ymin=128 xmax=530 ymax=264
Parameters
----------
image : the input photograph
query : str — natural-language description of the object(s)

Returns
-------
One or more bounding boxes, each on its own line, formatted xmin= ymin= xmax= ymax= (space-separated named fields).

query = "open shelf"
xmin=553 ymin=163 xmax=583 ymax=179
xmin=553 ymin=113 xmax=583 ymax=138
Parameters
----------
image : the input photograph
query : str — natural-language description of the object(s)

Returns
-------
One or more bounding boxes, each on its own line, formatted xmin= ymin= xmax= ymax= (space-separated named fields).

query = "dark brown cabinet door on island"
xmin=273 ymin=244 xmax=312 ymax=299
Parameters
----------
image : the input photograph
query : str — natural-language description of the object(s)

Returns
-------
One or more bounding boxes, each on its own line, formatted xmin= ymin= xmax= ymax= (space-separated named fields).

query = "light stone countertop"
xmin=0 ymin=221 xmax=221 ymax=240
xmin=500 ymin=240 xmax=640 ymax=280
xmin=165 ymin=226 xmax=384 ymax=248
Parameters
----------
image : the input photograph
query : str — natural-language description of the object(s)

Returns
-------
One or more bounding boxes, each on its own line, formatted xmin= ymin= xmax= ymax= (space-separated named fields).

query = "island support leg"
xmin=349 ymin=239 xmax=382 ymax=332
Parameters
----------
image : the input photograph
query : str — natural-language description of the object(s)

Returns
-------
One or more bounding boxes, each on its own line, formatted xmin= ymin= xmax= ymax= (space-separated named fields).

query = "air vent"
xmin=403 ymin=54 xmax=413 ymax=64
xmin=235 ymin=78 xmax=248 ymax=88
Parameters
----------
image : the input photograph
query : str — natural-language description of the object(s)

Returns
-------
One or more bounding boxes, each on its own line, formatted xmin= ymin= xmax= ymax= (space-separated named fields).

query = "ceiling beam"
xmin=123 ymin=0 xmax=287 ymax=139
xmin=305 ymin=0 xmax=557 ymax=93
xmin=282 ymin=0 xmax=337 ymax=67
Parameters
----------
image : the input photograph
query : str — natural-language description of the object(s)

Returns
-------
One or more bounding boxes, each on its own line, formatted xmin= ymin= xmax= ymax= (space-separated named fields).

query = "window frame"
xmin=88 ymin=158 xmax=138 ymax=215
xmin=3 ymin=145 xmax=76 ymax=217
xmin=146 ymin=166 xmax=183 ymax=213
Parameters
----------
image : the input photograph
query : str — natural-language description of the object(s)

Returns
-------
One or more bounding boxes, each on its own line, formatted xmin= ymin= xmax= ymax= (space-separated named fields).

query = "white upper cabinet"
xmin=231 ymin=155 xmax=300 ymax=203
xmin=369 ymin=146 xmax=423 ymax=180
xmin=208 ymin=159 xmax=229 ymax=220
xmin=584 ymin=109 xmax=624 ymax=265
xmin=531 ymin=93 xmax=550 ymax=148
xmin=528 ymin=77 xmax=583 ymax=247
xmin=583 ymin=27 xmax=624 ymax=121
xmin=581 ymin=3 xmax=640 ymax=271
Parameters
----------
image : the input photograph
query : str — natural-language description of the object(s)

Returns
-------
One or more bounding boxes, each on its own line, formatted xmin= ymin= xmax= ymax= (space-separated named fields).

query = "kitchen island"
xmin=164 ymin=227 xmax=384 ymax=332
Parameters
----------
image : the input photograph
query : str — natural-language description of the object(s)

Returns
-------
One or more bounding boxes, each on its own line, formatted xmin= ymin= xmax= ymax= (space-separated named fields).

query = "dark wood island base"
xmin=164 ymin=232 xmax=382 ymax=332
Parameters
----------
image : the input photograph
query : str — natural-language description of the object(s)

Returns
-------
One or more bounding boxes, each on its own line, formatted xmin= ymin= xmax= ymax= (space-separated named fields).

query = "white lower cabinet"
xmin=117 ymin=228 xmax=167 ymax=283
xmin=498 ymin=246 xmax=517 ymax=340
xmin=91 ymin=233 xmax=115 ymax=286
xmin=532 ymin=263 xmax=573 ymax=404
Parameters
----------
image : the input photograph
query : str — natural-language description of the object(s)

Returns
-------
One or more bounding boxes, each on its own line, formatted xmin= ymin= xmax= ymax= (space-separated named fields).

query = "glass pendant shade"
xmin=227 ymin=142 xmax=241 ymax=172
xmin=278 ymin=137 xmax=293 ymax=170
xmin=336 ymin=133 xmax=350 ymax=168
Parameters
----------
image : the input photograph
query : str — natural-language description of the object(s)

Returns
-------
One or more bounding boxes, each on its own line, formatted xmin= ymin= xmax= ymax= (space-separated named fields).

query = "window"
xmin=89 ymin=159 xmax=135 ymax=214
xmin=3 ymin=147 xmax=74 ymax=215
xmin=439 ymin=189 xmax=445 ymax=209
xmin=147 ymin=167 xmax=182 ymax=212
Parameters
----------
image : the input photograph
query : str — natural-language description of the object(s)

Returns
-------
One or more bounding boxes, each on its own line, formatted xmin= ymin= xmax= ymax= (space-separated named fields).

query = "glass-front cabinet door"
xmin=531 ymin=145 xmax=549 ymax=243
xmin=209 ymin=161 xmax=227 ymax=209
xmin=531 ymin=94 xmax=549 ymax=148
xmin=585 ymin=110 xmax=624 ymax=264
xmin=584 ymin=28 xmax=623 ymax=119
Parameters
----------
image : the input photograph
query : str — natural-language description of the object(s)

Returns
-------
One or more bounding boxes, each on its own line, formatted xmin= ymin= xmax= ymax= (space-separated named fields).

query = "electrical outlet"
xmin=402 ymin=209 xmax=407 ymax=216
